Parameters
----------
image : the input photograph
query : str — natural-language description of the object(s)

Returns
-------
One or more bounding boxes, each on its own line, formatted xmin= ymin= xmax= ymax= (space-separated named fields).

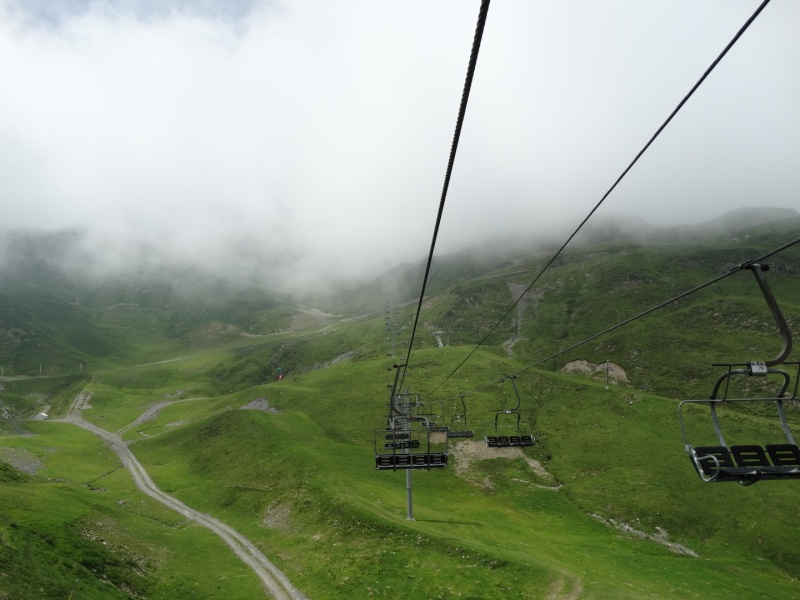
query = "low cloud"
xmin=1 ymin=0 xmax=798 ymax=290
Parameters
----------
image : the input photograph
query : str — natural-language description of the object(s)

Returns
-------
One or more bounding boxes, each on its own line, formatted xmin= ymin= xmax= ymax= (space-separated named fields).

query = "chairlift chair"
xmin=417 ymin=412 xmax=448 ymax=432
xmin=412 ymin=397 xmax=449 ymax=432
xmin=679 ymin=361 xmax=800 ymax=484
xmin=447 ymin=395 xmax=474 ymax=439
xmin=375 ymin=396 xmax=447 ymax=471
xmin=679 ymin=264 xmax=800 ymax=485
xmin=485 ymin=376 xmax=535 ymax=448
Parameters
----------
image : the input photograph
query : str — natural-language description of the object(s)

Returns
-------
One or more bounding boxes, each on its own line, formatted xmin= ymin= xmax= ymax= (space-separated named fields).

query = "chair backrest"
xmin=730 ymin=445 xmax=770 ymax=468
xmin=693 ymin=446 xmax=735 ymax=475
xmin=766 ymin=444 xmax=800 ymax=467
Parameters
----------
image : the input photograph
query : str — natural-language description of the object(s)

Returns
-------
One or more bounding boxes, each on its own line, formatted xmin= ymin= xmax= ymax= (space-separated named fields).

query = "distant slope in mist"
xmin=696 ymin=206 xmax=800 ymax=230
xmin=0 ymin=230 xmax=285 ymax=374
xmin=2 ymin=207 xmax=799 ymax=379
xmin=325 ymin=207 xmax=800 ymax=318
xmin=655 ymin=206 xmax=800 ymax=242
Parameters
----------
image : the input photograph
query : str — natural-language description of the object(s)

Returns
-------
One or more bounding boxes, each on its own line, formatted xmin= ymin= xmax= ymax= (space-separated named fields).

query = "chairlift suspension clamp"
xmin=748 ymin=361 xmax=768 ymax=376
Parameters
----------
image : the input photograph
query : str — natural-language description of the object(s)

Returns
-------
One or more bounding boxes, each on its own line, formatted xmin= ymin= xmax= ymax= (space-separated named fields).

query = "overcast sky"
xmin=1 ymin=0 xmax=798 ymax=288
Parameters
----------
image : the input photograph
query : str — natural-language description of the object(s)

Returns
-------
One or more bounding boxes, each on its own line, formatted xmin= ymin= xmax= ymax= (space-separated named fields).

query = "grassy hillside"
xmin=0 ymin=422 xmax=267 ymax=599
xmin=6 ymin=348 xmax=797 ymax=598
xmin=1 ymin=219 xmax=800 ymax=598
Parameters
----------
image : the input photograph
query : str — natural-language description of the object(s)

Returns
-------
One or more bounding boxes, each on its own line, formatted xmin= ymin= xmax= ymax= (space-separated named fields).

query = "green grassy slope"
xmin=0 ymin=422 xmax=266 ymax=599
xmin=125 ymin=351 xmax=800 ymax=599
xmin=1 ymin=220 xmax=800 ymax=598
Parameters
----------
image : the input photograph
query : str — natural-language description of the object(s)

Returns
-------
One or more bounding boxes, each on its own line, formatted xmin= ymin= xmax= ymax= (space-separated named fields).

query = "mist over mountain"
xmin=656 ymin=206 xmax=800 ymax=242
xmin=1 ymin=207 xmax=798 ymax=309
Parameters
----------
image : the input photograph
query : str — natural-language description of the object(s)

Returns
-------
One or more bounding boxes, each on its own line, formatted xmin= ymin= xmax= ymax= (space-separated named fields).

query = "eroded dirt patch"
xmin=262 ymin=503 xmax=292 ymax=531
xmin=0 ymin=446 xmax=45 ymax=474
xmin=589 ymin=513 xmax=698 ymax=557
xmin=242 ymin=398 xmax=279 ymax=413
xmin=450 ymin=439 xmax=555 ymax=484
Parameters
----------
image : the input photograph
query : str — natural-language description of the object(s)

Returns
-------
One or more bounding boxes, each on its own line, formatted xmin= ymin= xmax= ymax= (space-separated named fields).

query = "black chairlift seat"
xmin=375 ymin=452 xmax=448 ymax=470
xmin=485 ymin=434 xmax=535 ymax=448
xmin=447 ymin=429 xmax=474 ymax=439
xmin=689 ymin=444 xmax=800 ymax=483
xmin=383 ymin=439 xmax=421 ymax=450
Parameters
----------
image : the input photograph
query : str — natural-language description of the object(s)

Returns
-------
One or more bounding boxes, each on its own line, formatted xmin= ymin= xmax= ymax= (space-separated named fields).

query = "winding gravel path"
xmin=58 ymin=392 xmax=308 ymax=600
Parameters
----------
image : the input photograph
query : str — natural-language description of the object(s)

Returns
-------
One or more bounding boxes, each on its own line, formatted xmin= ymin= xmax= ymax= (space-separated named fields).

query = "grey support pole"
xmin=406 ymin=469 xmax=414 ymax=520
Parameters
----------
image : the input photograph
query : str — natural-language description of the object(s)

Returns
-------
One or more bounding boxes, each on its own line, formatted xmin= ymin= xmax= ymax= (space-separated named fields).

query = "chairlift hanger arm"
xmin=494 ymin=410 xmax=521 ymax=429
xmin=705 ymin=263 xmax=795 ymax=401
xmin=747 ymin=264 xmax=792 ymax=367
xmin=387 ymin=363 xmax=406 ymax=419
xmin=492 ymin=375 xmax=522 ymax=412
xmin=508 ymin=375 xmax=522 ymax=412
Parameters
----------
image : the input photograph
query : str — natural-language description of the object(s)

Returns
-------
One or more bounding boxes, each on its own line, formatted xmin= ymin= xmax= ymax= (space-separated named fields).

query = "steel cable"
xmin=424 ymin=0 xmax=772 ymax=398
xmin=395 ymin=0 xmax=491 ymax=395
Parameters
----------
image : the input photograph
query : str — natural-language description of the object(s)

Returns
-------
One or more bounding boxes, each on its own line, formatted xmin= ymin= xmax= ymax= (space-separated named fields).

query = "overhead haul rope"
xmin=436 ymin=236 xmax=800 ymax=402
xmin=394 ymin=0 xmax=491 ymax=395
xmin=424 ymin=0 xmax=772 ymax=399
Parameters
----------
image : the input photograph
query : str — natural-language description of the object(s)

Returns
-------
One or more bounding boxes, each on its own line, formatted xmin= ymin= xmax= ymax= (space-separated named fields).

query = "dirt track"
xmin=58 ymin=392 xmax=308 ymax=600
